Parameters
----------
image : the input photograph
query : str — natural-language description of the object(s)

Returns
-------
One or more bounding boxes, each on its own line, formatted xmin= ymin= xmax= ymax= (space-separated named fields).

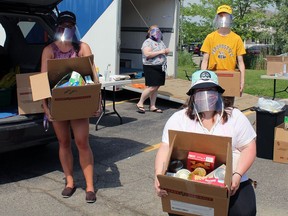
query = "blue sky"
xmin=183 ymin=0 xmax=199 ymax=6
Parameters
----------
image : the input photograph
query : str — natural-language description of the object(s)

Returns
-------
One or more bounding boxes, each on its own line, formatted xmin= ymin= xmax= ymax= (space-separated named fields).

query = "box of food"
xmin=28 ymin=55 xmax=101 ymax=121
xmin=157 ymin=130 xmax=232 ymax=216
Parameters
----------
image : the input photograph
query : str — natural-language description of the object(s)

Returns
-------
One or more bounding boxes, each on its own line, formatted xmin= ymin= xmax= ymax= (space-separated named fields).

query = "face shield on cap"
xmin=150 ymin=28 xmax=162 ymax=42
xmin=193 ymin=90 xmax=224 ymax=113
xmin=55 ymin=25 xmax=81 ymax=43
xmin=213 ymin=13 xmax=233 ymax=28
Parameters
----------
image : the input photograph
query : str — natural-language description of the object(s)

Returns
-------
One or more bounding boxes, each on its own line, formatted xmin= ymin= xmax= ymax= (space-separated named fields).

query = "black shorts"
xmin=143 ymin=64 xmax=165 ymax=86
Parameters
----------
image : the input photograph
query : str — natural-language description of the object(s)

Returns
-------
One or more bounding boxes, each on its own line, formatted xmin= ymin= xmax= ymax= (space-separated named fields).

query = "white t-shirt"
xmin=162 ymin=108 xmax=256 ymax=182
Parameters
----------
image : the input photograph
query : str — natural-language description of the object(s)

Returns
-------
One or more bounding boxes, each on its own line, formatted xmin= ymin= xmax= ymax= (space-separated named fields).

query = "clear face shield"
xmin=193 ymin=90 xmax=224 ymax=114
xmin=55 ymin=25 xmax=81 ymax=43
xmin=213 ymin=13 xmax=232 ymax=29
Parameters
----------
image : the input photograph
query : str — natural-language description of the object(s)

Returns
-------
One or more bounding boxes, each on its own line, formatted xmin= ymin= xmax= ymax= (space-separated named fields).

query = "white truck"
xmin=58 ymin=0 xmax=180 ymax=79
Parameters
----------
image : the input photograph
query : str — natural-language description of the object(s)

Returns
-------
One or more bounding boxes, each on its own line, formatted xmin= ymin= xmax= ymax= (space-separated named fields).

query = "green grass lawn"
xmin=177 ymin=66 xmax=288 ymax=99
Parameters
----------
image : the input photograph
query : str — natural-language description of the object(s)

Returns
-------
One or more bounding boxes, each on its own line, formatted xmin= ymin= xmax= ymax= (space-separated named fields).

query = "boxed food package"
xmin=273 ymin=123 xmax=288 ymax=164
xmin=157 ymin=130 xmax=232 ymax=216
xmin=54 ymin=71 xmax=86 ymax=88
xmin=186 ymin=151 xmax=215 ymax=173
xmin=27 ymin=55 xmax=101 ymax=121
xmin=215 ymin=70 xmax=241 ymax=97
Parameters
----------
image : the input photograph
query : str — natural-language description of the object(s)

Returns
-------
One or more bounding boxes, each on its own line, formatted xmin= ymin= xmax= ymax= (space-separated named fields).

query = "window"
xmin=18 ymin=21 xmax=48 ymax=44
xmin=0 ymin=24 xmax=6 ymax=46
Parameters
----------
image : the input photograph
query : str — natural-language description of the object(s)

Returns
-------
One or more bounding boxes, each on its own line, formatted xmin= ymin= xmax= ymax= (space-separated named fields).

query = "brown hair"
xmin=146 ymin=24 xmax=159 ymax=39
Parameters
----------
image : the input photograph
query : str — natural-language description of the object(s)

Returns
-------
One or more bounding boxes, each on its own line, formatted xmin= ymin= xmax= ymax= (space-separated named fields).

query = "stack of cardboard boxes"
xmin=273 ymin=122 xmax=288 ymax=164
xmin=264 ymin=56 xmax=288 ymax=163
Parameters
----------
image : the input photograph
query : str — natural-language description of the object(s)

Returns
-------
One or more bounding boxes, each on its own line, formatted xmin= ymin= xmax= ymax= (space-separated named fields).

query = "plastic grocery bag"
xmin=257 ymin=97 xmax=285 ymax=113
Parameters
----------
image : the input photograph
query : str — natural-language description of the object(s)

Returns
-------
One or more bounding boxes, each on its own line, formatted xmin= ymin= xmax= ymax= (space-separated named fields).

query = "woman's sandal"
xmin=150 ymin=108 xmax=163 ymax=113
xmin=136 ymin=104 xmax=145 ymax=113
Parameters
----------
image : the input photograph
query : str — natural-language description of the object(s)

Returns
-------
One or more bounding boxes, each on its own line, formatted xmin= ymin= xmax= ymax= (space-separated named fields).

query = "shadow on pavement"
xmin=0 ymin=135 xmax=150 ymax=192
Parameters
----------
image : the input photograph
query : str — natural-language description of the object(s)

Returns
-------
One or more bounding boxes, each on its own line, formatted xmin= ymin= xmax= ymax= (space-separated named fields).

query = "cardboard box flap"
xmin=157 ymin=175 xmax=228 ymax=198
xmin=47 ymin=55 xmax=94 ymax=87
xmin=30 ymin=72 xmax=52 ymax=101
xmin=225 ymin=137 xmax=232 ymax=187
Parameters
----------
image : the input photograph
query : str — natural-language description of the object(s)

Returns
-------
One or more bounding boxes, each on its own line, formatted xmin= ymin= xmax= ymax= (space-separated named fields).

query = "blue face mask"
xmin=150 ymin=28 xmax=162 ymax=42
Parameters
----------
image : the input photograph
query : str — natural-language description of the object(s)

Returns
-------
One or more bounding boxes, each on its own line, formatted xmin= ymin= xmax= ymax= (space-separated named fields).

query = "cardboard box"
xmin=273 ymin=123 xmax=288 ymax=164
xmin=29 ymin=55 xmax=101 ymax=121
xmin=215 ymin=71 xmax=241 ymax=97
xmin=266 ymin=56 xmax=288 ymax=75
xmin=157 ymin=130 xmax=232 ymax=216
xmin=16 ymin=73 xmax=43 ymax=114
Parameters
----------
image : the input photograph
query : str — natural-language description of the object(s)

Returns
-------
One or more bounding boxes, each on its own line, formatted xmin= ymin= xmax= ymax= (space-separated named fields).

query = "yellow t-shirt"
xmin=201 ymin=30 xmax=246 ymax=70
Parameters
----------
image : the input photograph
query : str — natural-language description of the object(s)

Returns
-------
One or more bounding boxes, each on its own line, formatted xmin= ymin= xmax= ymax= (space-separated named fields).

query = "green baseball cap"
xmin=186 ymin=70 xmax=225 ymax=95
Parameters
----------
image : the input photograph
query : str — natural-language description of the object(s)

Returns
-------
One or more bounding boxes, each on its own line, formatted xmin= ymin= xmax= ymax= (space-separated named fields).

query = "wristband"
xmin=233 ymin=172 xmax=242 ymax=178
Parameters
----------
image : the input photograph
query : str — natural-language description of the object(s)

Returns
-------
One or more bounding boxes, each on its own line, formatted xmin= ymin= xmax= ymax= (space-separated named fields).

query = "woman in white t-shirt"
xmin=154 ymin=70 xmax=257 ymax=216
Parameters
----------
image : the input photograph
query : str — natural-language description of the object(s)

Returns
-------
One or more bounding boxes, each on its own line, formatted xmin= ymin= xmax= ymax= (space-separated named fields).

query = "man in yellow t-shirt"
xmin=201 ymin=5 xmax=246 ymax=106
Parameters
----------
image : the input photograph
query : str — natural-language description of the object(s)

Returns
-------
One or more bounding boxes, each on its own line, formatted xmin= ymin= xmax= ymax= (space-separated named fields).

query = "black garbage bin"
xmin=255 ymin=107 xmax=286 ymax=159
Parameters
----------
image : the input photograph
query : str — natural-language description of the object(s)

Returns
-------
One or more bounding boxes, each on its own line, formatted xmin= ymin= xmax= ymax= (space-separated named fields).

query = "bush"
xmin=178 ymin=51 xmax=196 ymax=66
xmin=244 ymin=53 xmax=266 ymax=70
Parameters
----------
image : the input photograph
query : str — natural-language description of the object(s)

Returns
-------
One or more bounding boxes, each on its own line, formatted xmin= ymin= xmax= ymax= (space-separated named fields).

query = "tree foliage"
xmin=268 ymin=0 xmax=288 ymax=53
xmin=181 ymin=0 xmax=273 ymax=46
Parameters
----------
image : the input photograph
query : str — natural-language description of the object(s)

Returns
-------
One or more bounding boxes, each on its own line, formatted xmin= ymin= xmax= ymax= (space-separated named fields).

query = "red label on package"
xmin=187 ymin=151 xmax=215 ymax=172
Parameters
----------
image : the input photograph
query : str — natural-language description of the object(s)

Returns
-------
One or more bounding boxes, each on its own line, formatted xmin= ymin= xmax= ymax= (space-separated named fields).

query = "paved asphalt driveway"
xmin=0 ymin=90 xmax=287 ymax=216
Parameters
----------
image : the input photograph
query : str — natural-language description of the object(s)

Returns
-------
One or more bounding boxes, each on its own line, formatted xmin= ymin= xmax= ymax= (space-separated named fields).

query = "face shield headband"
xmin=150 ymin=28 xmax=162 ymax=42
xmin=55 ymin=26 xmax=81 ymax=43
xmin=213 ymin=14 xmax=233 ymax=28
xmin=192 ymin=90 xmax=224 ymax=113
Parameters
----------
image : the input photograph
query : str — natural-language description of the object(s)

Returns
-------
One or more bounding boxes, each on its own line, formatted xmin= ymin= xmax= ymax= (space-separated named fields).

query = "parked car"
xmin=246 ymin=45 xmax=272 ymax=55
xmin=0 ymin=0 xmax=64 ymax=153
xmin=188 ymin=42 xmax=202 ymax=56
